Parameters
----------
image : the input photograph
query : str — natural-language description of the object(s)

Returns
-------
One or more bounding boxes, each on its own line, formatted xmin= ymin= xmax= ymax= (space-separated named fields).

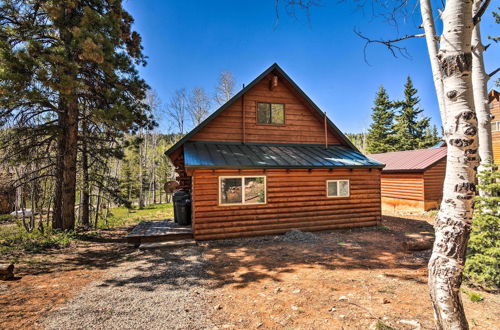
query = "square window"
xmin=257 ymin=103 xmax=284 ymax=125
xmin=327 ymin=180 xmax=350 ymax=197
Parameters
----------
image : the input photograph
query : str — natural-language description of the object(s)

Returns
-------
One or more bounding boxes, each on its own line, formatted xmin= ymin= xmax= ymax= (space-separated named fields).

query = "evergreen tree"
xmin=393 ymin=76 xmax=432 ymax=150
xmin=366 ymin=86 xmax=395 ymax=154
xmin=419 ymin=125 xmax=441 ymax=149
xmin=0 ymin=0 xmax=154 ymax=230
xmin=464 ymin=165 xmax=500 ymax=289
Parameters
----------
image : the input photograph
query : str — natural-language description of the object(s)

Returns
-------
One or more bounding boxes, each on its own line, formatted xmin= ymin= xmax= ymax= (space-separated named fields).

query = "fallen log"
xmin=0 ymin=263 xmax=14 ymax=280
xmin=403 ymin=238 xmax=434 ymax=251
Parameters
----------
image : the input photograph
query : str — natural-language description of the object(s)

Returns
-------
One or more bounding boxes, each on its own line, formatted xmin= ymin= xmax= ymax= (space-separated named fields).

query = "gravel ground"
xmin=41 ymin=242 xmax=216 ymax=330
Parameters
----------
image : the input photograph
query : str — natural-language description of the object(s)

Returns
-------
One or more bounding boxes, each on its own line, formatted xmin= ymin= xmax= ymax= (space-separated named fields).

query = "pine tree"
xmin=393 ymin=76 xmax=432 ymax=150
xmin=464 ymin=165 xmax=500 ymax=289
xmin=0 ymin=0 xmax=154 ymax=230
xmin=419 ymin=125 xmax=441 ymax=149
xmin=366 ymin=86 xmax=395 ymax=154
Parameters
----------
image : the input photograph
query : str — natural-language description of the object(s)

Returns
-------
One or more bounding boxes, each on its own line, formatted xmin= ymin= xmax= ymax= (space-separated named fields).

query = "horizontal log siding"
xmin=191 ymin=73 xmax=342 ymax=145
xmin=423 ymin=159 xmax=446 ymax=203
xmin=491 ymin=95 xmax=500 ymax=164
xmin=191 ymin=168 xmax=381 ymax=240
xmin=379 ymin=173 xmax=424 ymax=201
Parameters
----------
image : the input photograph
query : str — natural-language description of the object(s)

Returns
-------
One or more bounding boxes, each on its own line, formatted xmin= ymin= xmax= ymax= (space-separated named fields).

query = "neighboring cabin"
xmin=166 ymin=63 xmax=384 ymax=240
xmin=490 ymin=89 xmax=500 ymax=164
xmin=368 ymin=148 xmax=447 ymax=212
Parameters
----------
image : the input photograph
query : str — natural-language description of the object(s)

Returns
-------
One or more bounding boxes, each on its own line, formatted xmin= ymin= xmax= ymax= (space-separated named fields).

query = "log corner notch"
xmin=0 ymin=264 xmax=14 ymax=280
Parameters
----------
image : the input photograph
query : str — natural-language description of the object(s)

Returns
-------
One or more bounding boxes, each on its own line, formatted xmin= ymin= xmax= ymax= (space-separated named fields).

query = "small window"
xmin=257 ymin=103 xmax=284 ymax=125
xmin=326 ymin=180 xmax=350 ymax=198
xmin=220 ymin=176 xmax=266 ymax=205
xmin=492 ymin=121 xmax=500 ymax=132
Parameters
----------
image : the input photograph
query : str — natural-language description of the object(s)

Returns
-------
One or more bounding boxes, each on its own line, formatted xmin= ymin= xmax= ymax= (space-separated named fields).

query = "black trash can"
xmin=173 ymin=190 xmax=191 ymax=226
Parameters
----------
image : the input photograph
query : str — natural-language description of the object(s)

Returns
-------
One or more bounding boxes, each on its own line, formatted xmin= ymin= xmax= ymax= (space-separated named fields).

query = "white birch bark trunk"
xmin=420 ymin=0 xmax=447 ymax=124
xmin=472 ymin=0 xmax=493 ymax=188
xmin=428 ymin=1 xmax=478 ymax=329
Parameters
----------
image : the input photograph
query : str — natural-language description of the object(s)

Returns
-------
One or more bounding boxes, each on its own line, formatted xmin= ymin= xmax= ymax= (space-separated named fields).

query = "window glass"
xmin=327 ymin=181 xmax=338 ymax=197
xmin=271 ymin=104 xmax=285 ymax=124
xmin=220 ymin=178 xmax=242 ymax=204
xmin=257 ymin=103 xmax=271 ymax=124
xmin=339 ymin=180 xmax=349 ymax=197
xmin=244 ymin=177 xmax=266 ymax=204
xmin=257 ymin=103 xmax=284 ymax=124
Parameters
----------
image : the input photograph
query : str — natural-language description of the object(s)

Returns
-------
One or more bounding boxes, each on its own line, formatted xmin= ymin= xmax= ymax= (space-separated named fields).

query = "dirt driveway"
xmin=1 ymin=215 xmax=499 ymax=329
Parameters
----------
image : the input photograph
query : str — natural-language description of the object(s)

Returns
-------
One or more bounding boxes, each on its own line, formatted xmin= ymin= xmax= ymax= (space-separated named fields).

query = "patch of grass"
xmin=104 ymin=203 xmax=173 ymax=228
xmin=0 ymin=226 xmax=74 ymax=254
xmin=461 ymin=288 xmax=484 ymax=302
xmin=0 ymin=214 xmax=14 ymax=222
xmin=375 ymin=320 xmax=395 ymax=330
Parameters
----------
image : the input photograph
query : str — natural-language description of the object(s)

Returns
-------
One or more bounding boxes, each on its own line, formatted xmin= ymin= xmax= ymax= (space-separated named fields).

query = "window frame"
xmin=491 ymin=121 xmax=500 ymax=132
xmin=256 ymin=102 xmax=286 ymax=126
xmin=326 ymin=180 xmax=350 ymax=198
xmin=218 ymin=176 xmax=267 ymax=206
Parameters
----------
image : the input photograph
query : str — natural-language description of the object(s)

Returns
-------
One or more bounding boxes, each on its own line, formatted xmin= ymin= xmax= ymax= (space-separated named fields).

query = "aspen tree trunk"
xmin=420 ymin=0 xmax=446 ymax=123
xmin=52 ymin=114 xmax=65 ymax=230
xmin=471 ymin=0 xmax=493 ymax=188
xmin=428 ymin=0 xmax=478 ymax=328
xmin=81 ymin=132 xmax=90 ymax=229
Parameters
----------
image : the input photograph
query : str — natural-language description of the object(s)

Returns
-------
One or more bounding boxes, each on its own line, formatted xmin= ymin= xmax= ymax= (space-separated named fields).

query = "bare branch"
xmin=473 ymin=0 xmax=491 ymax=25
xmin=354 ymin=28 xmax=425 ymax=64
xmin=488 ymin=67 xmax=500 ymax=79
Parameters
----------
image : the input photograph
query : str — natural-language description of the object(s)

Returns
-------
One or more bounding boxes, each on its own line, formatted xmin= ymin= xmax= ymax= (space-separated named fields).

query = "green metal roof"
xmin=184 ymin=142 xmax=384 ymax=169
xmin=165 ymin=63 xmax=359 ymax=157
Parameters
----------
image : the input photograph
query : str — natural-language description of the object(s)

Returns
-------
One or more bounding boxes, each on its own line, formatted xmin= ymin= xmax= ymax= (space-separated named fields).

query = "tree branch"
xmin=354 ymin=28 xmax=425 ymax=64
xmin=473 ymin=0 xmax=491 ymax=25
xmin=488 ymin=67 xmax=500 ymax=79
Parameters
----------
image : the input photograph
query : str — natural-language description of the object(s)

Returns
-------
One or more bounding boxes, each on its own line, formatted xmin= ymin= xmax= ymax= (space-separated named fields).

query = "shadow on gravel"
xmin=96 ymin=215 xmax=434 ymax=291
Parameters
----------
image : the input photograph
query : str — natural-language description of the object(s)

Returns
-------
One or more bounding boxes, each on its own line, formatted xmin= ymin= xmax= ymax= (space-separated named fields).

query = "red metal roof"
xmin=367 ymin=147 xmax=447 ymax=173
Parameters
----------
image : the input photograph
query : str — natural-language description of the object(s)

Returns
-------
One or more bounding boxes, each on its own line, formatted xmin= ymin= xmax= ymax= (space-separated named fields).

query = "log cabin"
xmin=490 ymin=89 xmax=500 ymax=164
xmin=368 ymin=147 xmax=447 ymax=212
xmin=165 ymin=63 xmax=385 ymax=240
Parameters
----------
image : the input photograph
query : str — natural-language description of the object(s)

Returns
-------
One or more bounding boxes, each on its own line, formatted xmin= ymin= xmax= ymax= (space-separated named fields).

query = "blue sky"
xmin=124 ymin=0 xmax=500 ymax=134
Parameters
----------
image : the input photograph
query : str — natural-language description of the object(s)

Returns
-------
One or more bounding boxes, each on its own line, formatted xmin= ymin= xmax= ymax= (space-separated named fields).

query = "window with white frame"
xmin=491 ymin=121 xmax=500 ymax=132
xmin=326 ymin=180 xmax=350 ymax=197
xmin=219 ymin=176 xmax=266 ymax=205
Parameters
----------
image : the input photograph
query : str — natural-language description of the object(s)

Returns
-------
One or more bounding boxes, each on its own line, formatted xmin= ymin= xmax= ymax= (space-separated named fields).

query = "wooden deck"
xmin=126 ymin=220 xmax=193 ymax=247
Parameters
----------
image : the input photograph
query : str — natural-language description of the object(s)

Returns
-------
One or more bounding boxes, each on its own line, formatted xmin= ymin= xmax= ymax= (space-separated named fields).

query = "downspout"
xmin=242 ymin=84 xmax=246 ymax=144
xmin=324 ymin=111 xmax=328 ymax=149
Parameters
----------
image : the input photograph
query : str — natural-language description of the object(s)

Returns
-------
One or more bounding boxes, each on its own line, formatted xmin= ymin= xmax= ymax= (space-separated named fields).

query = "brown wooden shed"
xmin=165 ymin=63 xmax=385 ymax=240
xmin=368 ymin=147 xmax=447 ymax=212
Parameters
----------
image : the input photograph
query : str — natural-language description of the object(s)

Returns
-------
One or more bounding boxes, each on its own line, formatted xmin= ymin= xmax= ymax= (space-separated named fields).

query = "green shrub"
xmin=464 ymin=165 xmax=500 ymax=289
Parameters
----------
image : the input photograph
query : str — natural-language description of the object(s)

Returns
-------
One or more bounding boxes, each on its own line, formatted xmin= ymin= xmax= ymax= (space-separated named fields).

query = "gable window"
xmin=326 ymin=180 xmax=350 ymax=198
xmin=491 ymin=121 xmax=500 ymax=132
xmin=257 ymin=103 xmax=285 ymax=125
xmin=219 ymin=176 xmax=266 ymax=205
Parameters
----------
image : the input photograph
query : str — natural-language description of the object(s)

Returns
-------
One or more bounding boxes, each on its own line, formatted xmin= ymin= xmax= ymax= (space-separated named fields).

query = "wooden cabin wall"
xmin=379 ymin=173 xmax=424 ymax=202
xmin=190 ymin=74 xmax=342 ymax=145
xmin=191 ymin=168 xmax=381 ymax=240
xmin=423 ymin=159 xmax=446 ymax=206
xmin=490 ymin=93 xmax=500 ymax=164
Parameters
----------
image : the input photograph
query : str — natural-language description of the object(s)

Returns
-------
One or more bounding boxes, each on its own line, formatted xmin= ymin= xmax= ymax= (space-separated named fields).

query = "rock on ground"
xmin=41 ymin=245 xmax=215 ymax=330
xmin=282 ymin=229 xmax=321 ymax=243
